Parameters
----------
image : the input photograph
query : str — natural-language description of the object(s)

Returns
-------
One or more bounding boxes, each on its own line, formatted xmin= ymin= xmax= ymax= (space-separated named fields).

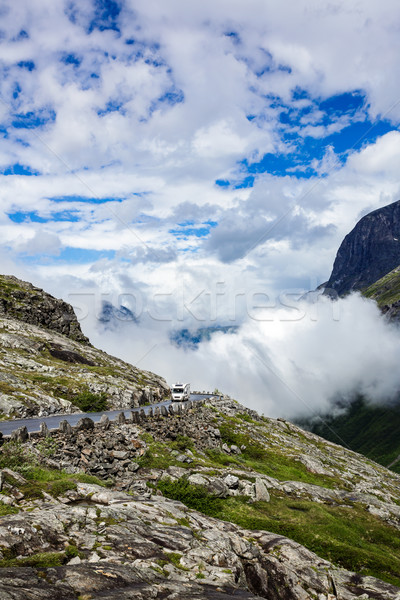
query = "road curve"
xmin=0 ymin=394 xmax=214 ymax=437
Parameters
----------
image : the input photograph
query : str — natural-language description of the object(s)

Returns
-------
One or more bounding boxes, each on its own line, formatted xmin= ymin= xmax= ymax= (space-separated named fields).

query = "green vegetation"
xmin=36 ymin=436 xmax=59 ymax=457
xmin=138 ymin=441 xmax=192 ymax=470
xmin=363 ymin=267 xmax=400 ymax=306
xmin=65 ymin=544 xmax=84 ymax=560
xmin=158 ymin=478 xmax=224 ymax=515
xmin=138 ymin=435 xmax=199 ymax=470
xmin=0 ymin=550 xmax=66 ymax=568
xmin=156 ymin=551 xmax=190 ymax=571
xmin=72 ymin=390 xmax=108 ymax=412
xmin=302 ymin=396 xmax=400 ymax=474
xmin=210 ymin=420 xmax=341 ymax=488
xmin=158 ymin=477 xmax=400 ymax=586
xmin=0 ymin=441 xmax=108 ymax=500
xmin=170 ymin=434 xmax=194 ymax=453
xmin=0 ymin=503 xmax=19 ymax=516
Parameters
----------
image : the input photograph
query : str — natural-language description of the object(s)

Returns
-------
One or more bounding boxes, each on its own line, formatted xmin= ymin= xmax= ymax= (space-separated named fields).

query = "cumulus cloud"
xmin=2 ymin=0 xmax=400 ymax=418
xmin=14 ymin=229 xmax=62 ymax=256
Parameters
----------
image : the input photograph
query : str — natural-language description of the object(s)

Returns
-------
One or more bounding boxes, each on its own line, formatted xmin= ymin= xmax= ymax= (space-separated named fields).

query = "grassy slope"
xmin=301 ymin=397 xmax=400 ymax=473
xmin=363 ymin=265 xmax=400 ymax=306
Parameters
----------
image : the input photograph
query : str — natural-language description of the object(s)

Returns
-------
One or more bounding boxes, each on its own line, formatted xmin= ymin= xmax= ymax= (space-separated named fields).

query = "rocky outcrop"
xmin=1 ymin=480 xmax=399 ymax=600
xmin=1 ymin=397 xmax=400 ymax=599
xmin=0 ymin=275 xmax=89 ymax=343
xmin=325 ymin=199 xmax=400 ymax=296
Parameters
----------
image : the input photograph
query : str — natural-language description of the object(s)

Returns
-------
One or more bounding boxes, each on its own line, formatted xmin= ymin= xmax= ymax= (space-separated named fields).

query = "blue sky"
xmin=1 ymin=0 xmax=400 ymax=295
xmin=2 ymin=1 xmax=400 ymax=411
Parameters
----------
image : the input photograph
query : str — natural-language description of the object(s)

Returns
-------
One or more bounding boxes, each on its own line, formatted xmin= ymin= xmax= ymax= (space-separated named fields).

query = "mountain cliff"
xmin=0 ymin=275 xmax=89 ymax=344
xmin=0 ymin=274 xmax=169 ymax=419
xmin=325 ymin=199 xmax=400 ymax=296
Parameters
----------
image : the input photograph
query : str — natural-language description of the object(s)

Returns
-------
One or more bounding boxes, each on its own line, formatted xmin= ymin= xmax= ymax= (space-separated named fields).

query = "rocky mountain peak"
xmin=326 ymin=199 xmax=400 ymax=296
xmin=0 ymin=274 xmax=89 ymax=344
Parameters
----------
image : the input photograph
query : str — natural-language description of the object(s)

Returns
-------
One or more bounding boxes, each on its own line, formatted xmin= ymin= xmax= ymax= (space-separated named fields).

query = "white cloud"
xmin=1 ymin=0 xmax=400 ymax=418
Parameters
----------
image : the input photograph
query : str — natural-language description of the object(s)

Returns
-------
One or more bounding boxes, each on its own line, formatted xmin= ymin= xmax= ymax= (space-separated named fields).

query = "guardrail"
xmin=1 ymin=397 xmax=217 ymax=442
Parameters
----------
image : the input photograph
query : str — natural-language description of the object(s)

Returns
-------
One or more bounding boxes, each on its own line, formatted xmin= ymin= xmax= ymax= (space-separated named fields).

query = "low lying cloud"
xmin=79 ymin=290 xmax=400 ymax=420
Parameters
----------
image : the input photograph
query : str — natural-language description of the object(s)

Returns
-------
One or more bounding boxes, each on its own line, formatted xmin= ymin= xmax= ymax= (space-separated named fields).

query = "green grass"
xmin=0 ymin=503 xmax=19 ymax=516
xmin=207 ymin=420 xmax=341 ymax=488
xmin=138 ymin=436 xmax=201 ymax=470
xmin=363 ymin=267 xmax=400 ymax=306
xmin=170 ymin=434 xmax=195 ymax=452
xmin=158 ymin=477 xmax=400 ymax=586
xmin=0 ymin=551 xmax=66 ymax=568
xmin=158 ymin=477 xmax=224 ymax=515
xmin=156 ymin=551 xmax=190 ymax=571
xmin=302 ymin=396 xmax=400 ymax=473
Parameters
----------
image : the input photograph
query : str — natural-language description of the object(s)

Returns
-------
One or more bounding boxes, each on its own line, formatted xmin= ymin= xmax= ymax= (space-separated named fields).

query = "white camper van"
xmin=171 ymin=383 xmax=190 ymax=401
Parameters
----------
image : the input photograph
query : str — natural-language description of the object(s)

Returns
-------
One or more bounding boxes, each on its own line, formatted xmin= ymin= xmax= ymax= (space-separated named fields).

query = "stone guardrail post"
xmin=6 ymin=395 xmax=206 ymax=440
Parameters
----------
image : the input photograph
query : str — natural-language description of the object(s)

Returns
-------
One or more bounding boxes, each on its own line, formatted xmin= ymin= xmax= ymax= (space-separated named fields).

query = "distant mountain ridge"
xmin=170 ymin=325 xmax=238 ymax=349
xmin=99 ymin=300 xmax=138 ymax=329
xmin=325 ymin=199 xmax=400 ymax=296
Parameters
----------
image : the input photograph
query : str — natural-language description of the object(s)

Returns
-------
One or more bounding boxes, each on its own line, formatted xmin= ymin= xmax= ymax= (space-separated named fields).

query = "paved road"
xmin=0 ymin=394 xmax=213 ymax=436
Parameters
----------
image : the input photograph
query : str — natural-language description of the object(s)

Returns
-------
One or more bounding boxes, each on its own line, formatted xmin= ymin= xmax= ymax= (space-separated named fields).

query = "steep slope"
xmin=0 ymin=275 xmax=169 ymax=419
xmin=1 ymin=396 xmax=400 ymax=599
xmin=363 ymin=265 xmax=400 ymax=321
xmin=325 ymin=199 xmax=400 ymax=296
xmin=300 ymin=396 xmax=400 ymax=474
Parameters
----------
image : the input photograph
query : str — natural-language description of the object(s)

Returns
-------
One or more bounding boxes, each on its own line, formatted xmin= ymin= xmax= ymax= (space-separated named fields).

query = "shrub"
xmin=171 ymin=434 xmax=194 ymax=452
xmin=72 ymin=391 xmax=108 ymax=412
xmin=157 ymin=477 xmax=223 ymax=516
xmin=0 ymin=441 xmax=39 ymax=470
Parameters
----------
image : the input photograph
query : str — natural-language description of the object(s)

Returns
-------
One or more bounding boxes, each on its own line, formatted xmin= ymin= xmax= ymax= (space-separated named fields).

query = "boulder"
xmin=254 ymin=478 xmax=270 ymax=503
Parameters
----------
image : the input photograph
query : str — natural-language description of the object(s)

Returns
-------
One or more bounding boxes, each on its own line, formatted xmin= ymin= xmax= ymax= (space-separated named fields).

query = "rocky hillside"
xmin=325 ymin=199 xmax=400 ymax=296
xmin=0 ymin=275 xmax=89 ymax=344
xmin=0 ymin=275 xmax=169 ymax=419
xmin=1 ymin=396 xmax=400 ymax=599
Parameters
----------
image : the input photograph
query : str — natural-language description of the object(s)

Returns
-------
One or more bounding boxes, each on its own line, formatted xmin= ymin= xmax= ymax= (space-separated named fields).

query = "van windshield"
xmin=173 ymin=388 xmax=183 ymax=393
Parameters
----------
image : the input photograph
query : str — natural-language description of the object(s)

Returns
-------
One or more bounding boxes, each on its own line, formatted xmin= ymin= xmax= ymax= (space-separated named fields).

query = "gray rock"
xmin=224 ymin=474 xmax=240 ymax=489
xmin=188 ymin=474 xmax=209 ymax=486
xmin=325 ymin=199 xmax=400 ymax=296
xmin=99 ymin=414 xmax=110 ymax=427
xmin=59 ymin=420 xmax=73 ymax=434
xmin=254 ymin=478 xmax=270 ymax=502
xmin=230 ymin=444 xmax=241 ymax=454
xmin=10 ymin=426 xmax=29 ymax=443
xmin=39 ymin=422 xmax=50 ymax=437
xmin=76 ymin=417 xmax=94 ymax=431
xmin=206 ymin=478 xmax=229 ymax=498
